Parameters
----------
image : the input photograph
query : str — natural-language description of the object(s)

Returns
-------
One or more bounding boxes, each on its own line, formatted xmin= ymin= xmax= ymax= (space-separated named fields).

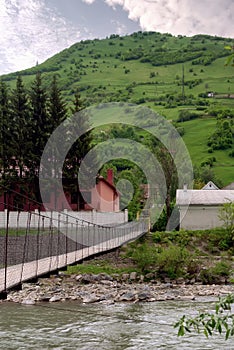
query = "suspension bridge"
xmin=0 ymin=190 xmax=149 ymax=297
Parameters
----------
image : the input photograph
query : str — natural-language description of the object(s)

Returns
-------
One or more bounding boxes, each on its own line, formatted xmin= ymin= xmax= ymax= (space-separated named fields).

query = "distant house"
xmin=176 ymin=185 xmax=234 ymax=230
xmin=202 ymin=181 xmax=219 ymax=190
xmin=0 ymin=169 xmax=120 ymax=213
xmin=91 ymin=170 xmax=119 ymax=212
xmin=207 ymin=92 xmax=214 ymax=98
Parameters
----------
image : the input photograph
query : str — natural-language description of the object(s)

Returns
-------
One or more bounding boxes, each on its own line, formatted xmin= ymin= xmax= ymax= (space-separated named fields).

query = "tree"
xmin=65 ymin=90 xmax=93 ymax=208
xmin=9 ymin=76 xmax=31 ymax=180
xmin=225 ymin=45 xmax=234 ymax=66
xmin=48 ymin=75 xmax=67 ymax=133
xmin=155 ymin=146 xmax=178 ymax=224
xmin=28 ymin=72 xmax=49 ymax=178
xmin=175 ymin=294 xmax=234 ymax=340
xmin=0 ymin=80 xmax=12 ymax=186
xmin=219 ymin=201 xmax=234 ymax=244
xmin=42 ymin=75 xmax=68 ymax=209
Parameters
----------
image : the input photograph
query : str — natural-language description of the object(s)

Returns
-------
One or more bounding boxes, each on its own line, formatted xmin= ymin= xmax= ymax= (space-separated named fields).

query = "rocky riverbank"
xmin=4 ymin=272 xmax=234 ymax=305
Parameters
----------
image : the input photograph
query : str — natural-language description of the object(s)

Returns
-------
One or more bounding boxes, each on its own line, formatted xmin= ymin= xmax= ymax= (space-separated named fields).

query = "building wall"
xmin=0 ymin=209 xmax=128 ymax=229
xmin=179 ymin=205 xmax=223 ymax=230
xmin=92 ymin=181 xmax=119 ymax=212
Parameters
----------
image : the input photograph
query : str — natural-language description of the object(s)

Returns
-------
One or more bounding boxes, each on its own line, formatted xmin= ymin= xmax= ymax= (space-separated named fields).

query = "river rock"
xmin=145 ymin=273 xmax=155 ymax=280
xmin=129 ymin=272 xmax=138 ymax=281
xmin=119 ymin=292 xmax=137 ymax=302
xmin=49 ymin=295 xmax=62 ymax=302
xmin=137 ymin=291 xmax=153 ymax=301
xmin=121 ymin=274 xmax=130 ymax=281
xmin=82 ymin=294 xmax=100 ymax=303
xmin=176 ymin=278 xmax=185 ymax=285
xmin=21 ymin=299 xmax=36 ymax=305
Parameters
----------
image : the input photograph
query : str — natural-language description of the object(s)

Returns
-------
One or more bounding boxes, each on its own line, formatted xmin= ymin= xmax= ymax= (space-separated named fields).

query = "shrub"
xmin=177 ymin=110 xmax=200 ymax=122
xmin=156 ymin=245 xmax=191 ymax=279
xmin=200 ymin=261 xmax=231 ymax=284
xmin=129 ymin=242 xmax=158 ymax=272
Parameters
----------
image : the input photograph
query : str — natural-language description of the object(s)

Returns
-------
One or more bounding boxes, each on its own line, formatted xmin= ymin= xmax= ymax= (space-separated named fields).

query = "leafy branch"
xmin=174 ymin=294 xmax=234 ymax=340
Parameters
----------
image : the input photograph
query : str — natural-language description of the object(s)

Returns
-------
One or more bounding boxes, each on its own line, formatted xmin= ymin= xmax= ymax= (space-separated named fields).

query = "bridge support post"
xmin=0 ymin=291 xmax=8 ymax=300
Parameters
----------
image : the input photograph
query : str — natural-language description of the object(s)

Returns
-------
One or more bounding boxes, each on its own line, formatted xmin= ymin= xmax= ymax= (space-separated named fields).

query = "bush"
xmin=128 ymin=242 xmax=158 ymax=272
xmin=156 ymin=245 xmax=191 ymax=279
xmin=177 ymin=110 xmax=200 ymax=122
xmin=200 ymin=261 xmax=231 ymax=284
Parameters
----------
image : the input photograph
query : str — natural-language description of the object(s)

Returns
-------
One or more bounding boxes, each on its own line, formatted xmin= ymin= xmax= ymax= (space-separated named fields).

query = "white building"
xmin=176 ymin=187 xmax=234 ymax=230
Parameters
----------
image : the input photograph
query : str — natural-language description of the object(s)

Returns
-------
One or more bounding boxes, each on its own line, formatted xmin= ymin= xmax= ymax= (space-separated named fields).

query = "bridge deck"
xmin=0 ymin=228 xmax=146 ymax=293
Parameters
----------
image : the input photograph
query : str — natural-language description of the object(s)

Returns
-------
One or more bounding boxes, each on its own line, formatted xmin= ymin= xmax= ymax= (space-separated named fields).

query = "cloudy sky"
xmin=0 ymin=0 xmax=233 ymax=75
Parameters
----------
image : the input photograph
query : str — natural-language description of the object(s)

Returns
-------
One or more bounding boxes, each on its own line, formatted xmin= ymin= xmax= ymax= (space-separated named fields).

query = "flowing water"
xmin=0 ymin=298 xmax=233 ymax=350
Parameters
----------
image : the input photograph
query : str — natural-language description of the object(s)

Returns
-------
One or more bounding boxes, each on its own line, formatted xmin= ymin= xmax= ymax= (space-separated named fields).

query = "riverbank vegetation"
xmin=67 ymin=227 xmax=234 ymax=284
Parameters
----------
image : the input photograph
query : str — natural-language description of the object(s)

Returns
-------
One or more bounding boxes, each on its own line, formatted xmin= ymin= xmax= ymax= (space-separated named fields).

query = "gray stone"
xmin=137 ymin=292 xmax=152 ymax=301
xmin=121 ymin=274 xmax=130 ymax=281
xmin=49 ymin=295 xmax=62 ymax=302
xmin=145 ymin=273 xmax=155 ymax=280
xmin=21 ymin=299 xmax=35 ymax=305
xmin=176 ymin=278 xmax=185 ymax=285
xmin=129 ymin=272 xmax=138 ymax=281
xmin=119 ymin=292 xmax=136 ymax=302
xmin=82 ymin=294 xmax=99 ymax=303
xmin=139 ymin=275 xmax=145 ymax=283
xmin=98 ymin=273 xmax=113 ymax=281
xmin=164 ymin=278 xmax=171 ymax=283
xmin=38 ymin=295 xmax=51 ymax=302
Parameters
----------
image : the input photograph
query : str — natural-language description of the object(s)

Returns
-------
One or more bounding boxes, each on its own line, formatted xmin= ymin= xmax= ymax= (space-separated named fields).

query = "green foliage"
xmin=175 ymin=294 xmax=234 ymax=340
xmin=156 ymin=245 xmax=191 ymax=279
xmin=193 ymin=165 xmax=223 ymax=188
xmin=66 ymin=262 xmax=139 ymax=276
xmin=219 ymin=201 xmax=234 ymax=243
xmin=199 ymin=261 xmax=231 ymax=284
xmin=177 ymin=109 xmax=201 ymax=122
xmin=125 ymin=239 xmax=191 ymax=278
xmin=225 ymin=45 xmax=234 ymax=66
xmin=207 ymin=120 xmax=233 ymax=150
xmin=126 ymin=241 xmax=158 ymax=272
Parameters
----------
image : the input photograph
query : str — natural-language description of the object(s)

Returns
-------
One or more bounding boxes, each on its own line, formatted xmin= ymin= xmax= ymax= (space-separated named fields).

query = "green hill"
xmin=1 ymin=31 xmax=234 ymax=185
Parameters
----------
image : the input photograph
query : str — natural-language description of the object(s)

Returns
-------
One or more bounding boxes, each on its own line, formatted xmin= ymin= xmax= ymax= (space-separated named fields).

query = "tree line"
xmin=0 ymin=73 xmax=92 ymax=204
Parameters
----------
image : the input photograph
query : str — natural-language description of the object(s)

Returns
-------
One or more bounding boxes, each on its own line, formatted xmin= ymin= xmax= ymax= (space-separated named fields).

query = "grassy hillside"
xmin=1 ymin=31 xmax=234 ymax=185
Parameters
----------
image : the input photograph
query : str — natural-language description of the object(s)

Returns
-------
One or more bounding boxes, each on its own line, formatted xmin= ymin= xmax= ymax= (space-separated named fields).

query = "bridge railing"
xmin=0 ymin=191 xmax=148 ymax=295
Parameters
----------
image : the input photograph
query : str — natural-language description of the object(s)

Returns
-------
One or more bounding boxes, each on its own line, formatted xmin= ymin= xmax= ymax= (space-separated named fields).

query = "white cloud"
xmin=0 ymin=0 xmax=86 ymax=74
xmin=83 ymin=0 xmax=234 ymax=37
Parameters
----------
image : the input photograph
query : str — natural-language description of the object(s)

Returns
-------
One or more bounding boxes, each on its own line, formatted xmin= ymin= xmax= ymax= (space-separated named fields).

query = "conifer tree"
xmin=44 ymin=75 xmax=67 ymax=208
xmin=48 ymin=75 xmax=67 ymax=133
xmin=66 ymin=89 xmax=93 ymax=180
xmin=64 ymin=89 xmax=93 ymax=209
xmin=9 ymin=76 xmax=31 ymax=180
xmin=0 ymin=80 xmax=12 ymax=187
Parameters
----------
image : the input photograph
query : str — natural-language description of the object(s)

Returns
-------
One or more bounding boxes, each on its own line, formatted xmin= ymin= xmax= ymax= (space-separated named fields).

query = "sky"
xmin=0 ymin=0 xmax=233 ymax=75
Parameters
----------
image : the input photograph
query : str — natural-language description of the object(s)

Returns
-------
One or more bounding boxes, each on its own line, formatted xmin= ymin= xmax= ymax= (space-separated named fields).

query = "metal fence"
xmin=0 ymin=190 xmax=148 ymax=296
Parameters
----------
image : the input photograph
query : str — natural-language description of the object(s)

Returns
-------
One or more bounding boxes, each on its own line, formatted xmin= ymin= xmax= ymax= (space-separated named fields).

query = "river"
xmin=0 ymin=298 xmax=233 ymax=350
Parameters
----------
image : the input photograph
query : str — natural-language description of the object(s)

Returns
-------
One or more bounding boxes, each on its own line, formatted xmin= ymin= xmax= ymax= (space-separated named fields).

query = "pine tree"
xmin=0 ymin=80 xmax=12 ymax=186
xmin=48 ymin=75 xmax=67 ymax=133
xmin=44 ymin=75 xmax=68 ymax=209
xmin=29 ymin=72 xmax=49 ymax=178
xmin=65 ymin=89 xmax=93 ymax=209
xmin=9 ymin=76 xmax=31 ymax=180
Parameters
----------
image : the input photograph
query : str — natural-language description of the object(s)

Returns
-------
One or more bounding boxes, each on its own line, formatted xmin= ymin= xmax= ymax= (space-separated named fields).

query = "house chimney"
xmin=107 ymin=169 xmax=114 ymax=185
xmin=183 ymin=183 xmax=188 ymax=192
